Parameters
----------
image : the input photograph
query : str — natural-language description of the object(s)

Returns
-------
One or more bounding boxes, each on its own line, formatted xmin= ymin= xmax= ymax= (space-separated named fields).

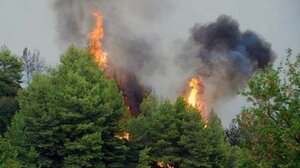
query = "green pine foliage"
xmin=137 ymin=147 xmax=151 ymax=168
xmin=0 ymin=135 xmax=22 ymax=168
xmin=1 ymin=44 xmax=298 ymax=167
xmin=0 ymin=47 xmax=23 ymax=134
xmin=6 ymin=46 xmax=127 ymax=167
xmin=127 ymin=95 xmax=231 ymax=167
xmin=5 ymin=110 xmax=38 ymax=167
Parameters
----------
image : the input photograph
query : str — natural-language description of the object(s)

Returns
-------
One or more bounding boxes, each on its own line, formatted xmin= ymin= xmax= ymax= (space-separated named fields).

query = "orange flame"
xmin=187 ymin=77 xmax=208 ymax=128
xmin=187 ymin=77 xmax=204 ymax=112
xmin=115 ymin=132 xmax=130 ymax=141
xmin=89 ymin=11 xmax=108 ymax=69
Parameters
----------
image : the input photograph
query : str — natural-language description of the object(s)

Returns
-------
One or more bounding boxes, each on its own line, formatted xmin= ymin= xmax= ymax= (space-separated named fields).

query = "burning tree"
xmin=185 ymin=77 xmax=209 ymax=123
xmin=88 ymin=10 xmax=146 ymax=118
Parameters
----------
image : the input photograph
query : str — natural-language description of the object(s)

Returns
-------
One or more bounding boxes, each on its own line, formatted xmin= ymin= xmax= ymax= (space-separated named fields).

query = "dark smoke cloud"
xmin=190 ymin=15 xmax=274 ymax=69
xmin=180 ymin=15 xmax=275 ymax=111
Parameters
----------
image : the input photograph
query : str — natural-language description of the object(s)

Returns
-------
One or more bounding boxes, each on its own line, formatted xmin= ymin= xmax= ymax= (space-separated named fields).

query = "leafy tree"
xmin=236 ymin=49 xmax=300 ymax=167
xmin=127 ymin=96 xmax=230 ymax=167
xmin=226 ymin=146 xmax=256 ymax=168
xmin=225 ymin=121 xmax=256 ymax=168
xmin=21 ymin=48 xmax=46 ymax=85
xmin=7 ymin=46 xmax=128 ymax=167
xmin=0 ymin=46 xmax=23 ymax=134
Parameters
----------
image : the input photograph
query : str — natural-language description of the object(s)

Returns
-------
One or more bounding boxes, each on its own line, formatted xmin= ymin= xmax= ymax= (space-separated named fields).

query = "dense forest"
xmin=0 ymin=46 xmax=299 ymax=167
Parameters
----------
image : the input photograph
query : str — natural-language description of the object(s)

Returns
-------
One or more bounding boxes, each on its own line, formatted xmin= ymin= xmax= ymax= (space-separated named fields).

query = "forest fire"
xmin=187 ymin=77 xmax=204 ymax=110
xmin=89 ymin=10 xmax=210 ymax=133
xmin=186 ymin=77 xmax=208 ymax=127
xmin=89 ymin=11 xmax=133 ymax=140
xmin=89 ymin=11 xmax=107 ymax=69
xmin=88 ymin=11 xmax=151 ymax=141
xmin=89 ymin=11 xmax=145 ymax=117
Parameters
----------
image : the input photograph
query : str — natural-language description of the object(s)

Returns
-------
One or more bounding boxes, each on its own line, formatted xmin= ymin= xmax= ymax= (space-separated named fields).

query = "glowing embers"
xmin=114 ymin=131 xmax=130 ymax=141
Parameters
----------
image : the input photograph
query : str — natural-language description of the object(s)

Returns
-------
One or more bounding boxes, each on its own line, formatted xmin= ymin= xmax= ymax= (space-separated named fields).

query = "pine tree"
xmin=5 ymin=109 xmax=38 ymax=167
xmin=0 ymin=46 xmax=23 ymax=134
xmin=137 ymin=147 xmax=151 ymax=168
xmin=127 ymin=96 xmax=230 ymax=167
xmin=7 ymin=46 xmax=128 ymax=167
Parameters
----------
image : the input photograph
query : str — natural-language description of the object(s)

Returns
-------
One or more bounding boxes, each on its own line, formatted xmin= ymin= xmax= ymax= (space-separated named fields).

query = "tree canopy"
xmin=5 ymin=46 xmax=128 ymax=167
xmin=127 ymin=95 xmax=231 ymax=167
xmin=0 ymin=46 xmax=299 ymax=167
xmin=235 ymin=49 xmax=300 ymax=167
xmin=0 ymin=46 xmax=23 ymax=134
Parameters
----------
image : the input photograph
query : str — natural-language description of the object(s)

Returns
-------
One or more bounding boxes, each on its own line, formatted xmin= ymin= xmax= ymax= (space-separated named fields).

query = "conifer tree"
xmin=0 ymin=46 xmax=23 ymax=134
xmin=7 ymin=46 xmax=127 ymax=167
xmin=127 ymin=96 xmax=230 ymax=167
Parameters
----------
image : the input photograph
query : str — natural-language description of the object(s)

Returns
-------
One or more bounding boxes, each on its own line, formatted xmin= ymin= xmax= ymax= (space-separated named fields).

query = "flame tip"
xmin=89 ymin=10 xmax=107 ymax=69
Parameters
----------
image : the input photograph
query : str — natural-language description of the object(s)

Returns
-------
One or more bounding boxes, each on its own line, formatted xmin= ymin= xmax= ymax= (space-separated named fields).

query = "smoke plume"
xmin=179 ymin=15 xmax=275 ymax=112
xmin=53 ymin=0 xmax=172 ymax=114
xmin=53 ymin=0 xmax=170 ymax=72
xmin=52 ymin=1 xmax=275 ymax=118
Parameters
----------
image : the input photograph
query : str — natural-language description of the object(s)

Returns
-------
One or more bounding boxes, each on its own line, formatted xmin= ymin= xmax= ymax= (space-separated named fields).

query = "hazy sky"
xmin=0 ymin=0 xmax=299 ymax=126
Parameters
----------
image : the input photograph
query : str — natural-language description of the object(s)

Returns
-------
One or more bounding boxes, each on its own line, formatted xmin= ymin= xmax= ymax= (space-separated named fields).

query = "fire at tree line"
xmin=0 ymin=12 xmax=300 ymax=168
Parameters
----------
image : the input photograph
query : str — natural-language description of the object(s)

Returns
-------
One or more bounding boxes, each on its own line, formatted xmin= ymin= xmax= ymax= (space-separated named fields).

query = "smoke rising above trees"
xmin=1 ymin=1 xmax=300 ymax=167
xmin=52 ymin=0 xmax=169 ymax=72
xmin=52 ymin=1 xmax=275 ymax=118
xmin=180 ymin=15 xmax=275 ymax=112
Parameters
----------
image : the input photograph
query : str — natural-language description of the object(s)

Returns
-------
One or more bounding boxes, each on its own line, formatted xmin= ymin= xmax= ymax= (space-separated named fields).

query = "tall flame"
xmin=187 ymin=77 xmax=204 ymax=112
xmin=89 ymin=11 xmax=108 ymax=69
xmin=89 ymin=11 xmax=132 ymax=140
xmin=187 ymin=77 xmax=208 ymax=128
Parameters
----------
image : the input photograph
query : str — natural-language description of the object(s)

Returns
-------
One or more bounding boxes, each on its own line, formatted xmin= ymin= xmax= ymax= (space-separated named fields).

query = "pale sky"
xmin=0 ymin=0 xmax=299 ymax=126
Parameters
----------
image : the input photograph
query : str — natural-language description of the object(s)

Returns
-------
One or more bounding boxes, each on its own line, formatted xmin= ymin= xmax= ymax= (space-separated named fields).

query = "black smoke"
xmin=180 ymin=15 xmax=275 ymax=112
xmin=189 ymin=15 xmax=273 ymax=69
